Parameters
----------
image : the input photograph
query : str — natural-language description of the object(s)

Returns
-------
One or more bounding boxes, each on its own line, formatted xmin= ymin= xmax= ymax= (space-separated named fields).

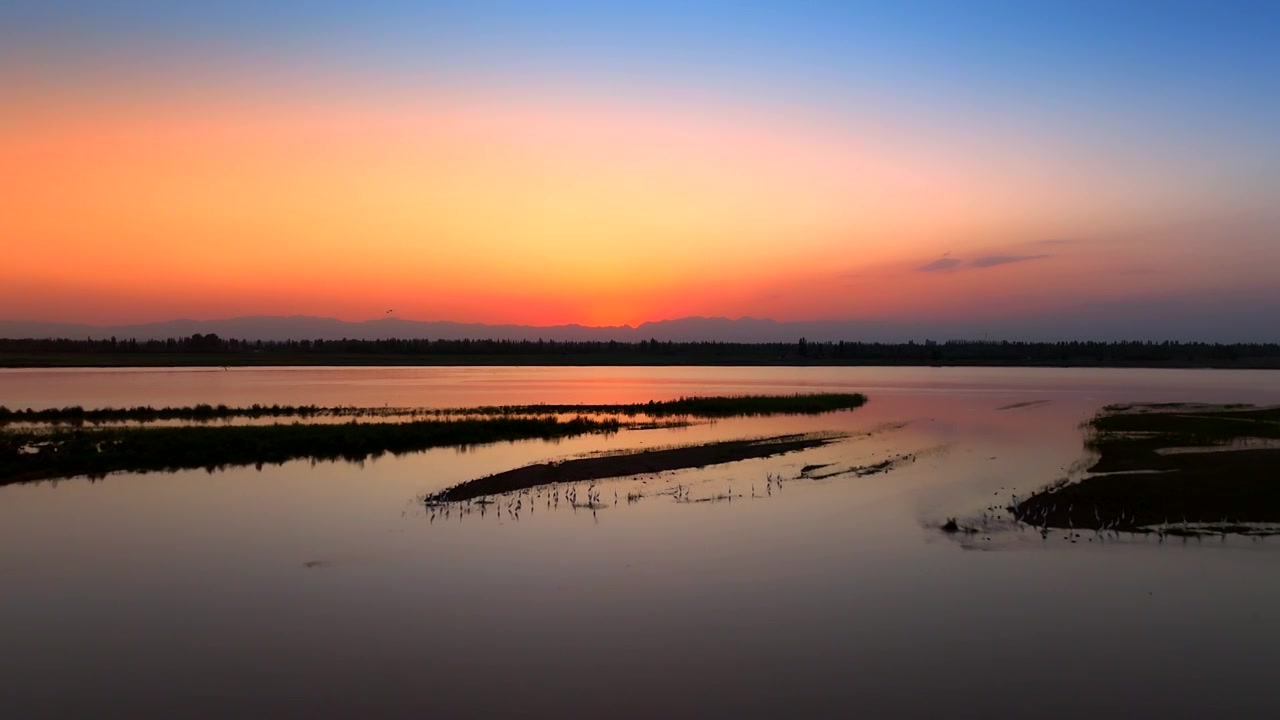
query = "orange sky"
xmin=4 ymin=3 xmax=1280 ymax=334
xmin=3 ymin=77 xmax=1278 ymax=329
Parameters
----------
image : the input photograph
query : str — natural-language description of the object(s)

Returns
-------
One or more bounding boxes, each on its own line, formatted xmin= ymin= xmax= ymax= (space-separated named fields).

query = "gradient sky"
xmin=3 ymin=1 xmax=1279 ymax=336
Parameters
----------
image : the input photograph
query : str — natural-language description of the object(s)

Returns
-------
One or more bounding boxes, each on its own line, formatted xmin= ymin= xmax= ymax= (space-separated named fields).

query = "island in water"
xmin=0 ymin=393 xmax=866 ymax=484
xmin=1006 ymin=403 xmax=1280 ymax=537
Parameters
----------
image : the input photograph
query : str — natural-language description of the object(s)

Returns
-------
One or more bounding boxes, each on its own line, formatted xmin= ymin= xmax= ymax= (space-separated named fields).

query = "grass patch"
xmin=1012 ymin=403 xmax=1280 ymax=534
xmin=0 ymin=416 xmax=620 ymax=485
xmin=1089 ymin=404 xmax=1280 ymax=445
xmin=0 ymin=393 xmax=870 ymax=484
xmin=0 ymin=393 xmax=867 ymax=425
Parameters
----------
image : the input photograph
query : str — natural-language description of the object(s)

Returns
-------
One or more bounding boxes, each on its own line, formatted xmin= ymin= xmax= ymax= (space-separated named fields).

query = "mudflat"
xmin=431 ymin=433 xmax=844 ymax=503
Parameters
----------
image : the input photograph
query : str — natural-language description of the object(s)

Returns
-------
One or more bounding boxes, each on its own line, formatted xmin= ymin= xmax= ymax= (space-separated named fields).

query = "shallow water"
xmin=2 ymin=367 xmax=1279 ymax=718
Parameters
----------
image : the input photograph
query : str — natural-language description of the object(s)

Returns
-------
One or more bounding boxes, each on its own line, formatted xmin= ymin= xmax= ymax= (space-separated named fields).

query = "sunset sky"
xmin=3 ymin=2 xmax=1279 ymax=337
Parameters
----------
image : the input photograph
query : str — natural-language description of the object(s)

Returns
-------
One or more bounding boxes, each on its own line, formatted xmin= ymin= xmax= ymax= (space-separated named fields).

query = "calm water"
xmin=2 ymin=367 xmax=1279 ymax=719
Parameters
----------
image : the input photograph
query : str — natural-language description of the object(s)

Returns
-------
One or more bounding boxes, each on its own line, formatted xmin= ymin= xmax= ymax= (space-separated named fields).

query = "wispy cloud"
xmin=1031 ymin=238 xmax=1075 ymax=246
xmin=918 ymin=257 xmax=963 ymax=272
xmin=916 ymin=253 xmax=1051 ymax=272
xmin=970 ymin=254 xmax=1051 ymax=268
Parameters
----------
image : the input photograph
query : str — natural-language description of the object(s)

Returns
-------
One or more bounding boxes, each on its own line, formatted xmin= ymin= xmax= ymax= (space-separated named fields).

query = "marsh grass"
xmin=0 ymin=393 xmax=870 ymax=484
xmin=0 ymin=416 xmax=620 ymax=484
xmin=1089 ymin=405 xmax=1280 ymax=445
xmin=0 ymin=393 xmax=868 ymax=426
xmin=1012 ymin=403 xmax=1280 ymax=534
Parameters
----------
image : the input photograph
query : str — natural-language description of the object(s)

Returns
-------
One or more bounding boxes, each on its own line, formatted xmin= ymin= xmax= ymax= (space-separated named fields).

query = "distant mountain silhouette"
xmin=0 ymin=315 xmax=831 ymax=343
xmin=2 ymin=291 xmax=1277 ymax=344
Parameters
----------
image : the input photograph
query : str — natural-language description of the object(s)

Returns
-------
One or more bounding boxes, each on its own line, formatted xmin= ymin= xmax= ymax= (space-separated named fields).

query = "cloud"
xmin=969 ymin=254 xmax=1051 ymax=268
xmin=918 ymin=257 xmax=963 ymax=272
xmin=1031 ymin=239 xmax=1075 ymax=246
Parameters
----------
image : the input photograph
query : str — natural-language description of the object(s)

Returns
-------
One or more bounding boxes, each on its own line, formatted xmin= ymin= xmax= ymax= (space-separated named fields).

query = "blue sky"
xmin=3 ymin=1 xmax=1279 ymax=337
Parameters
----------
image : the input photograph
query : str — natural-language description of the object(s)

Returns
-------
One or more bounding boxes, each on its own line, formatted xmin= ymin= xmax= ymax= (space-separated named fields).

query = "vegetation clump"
xmin=1012 ymin=404 xmax=1280 ymax=534
xmin=940 ymin=517 xmax=978 ymax=534
xmin=0 ymin=416 xmax=620 ymax=485
xmin=0 ymin=393 xmax=870 ymax=483
xmin=0 ymin=393 xmax=867 ymax=425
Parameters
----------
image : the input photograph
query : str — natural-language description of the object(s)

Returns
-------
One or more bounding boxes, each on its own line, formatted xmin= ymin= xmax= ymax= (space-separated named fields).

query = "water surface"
xmin=2 ymin=367 xmax=1278 ymax=718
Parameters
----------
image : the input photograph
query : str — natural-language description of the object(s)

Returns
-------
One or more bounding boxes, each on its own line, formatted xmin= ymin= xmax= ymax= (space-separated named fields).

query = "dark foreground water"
xmin=2 ymin=367 xmax=1279 ymax=719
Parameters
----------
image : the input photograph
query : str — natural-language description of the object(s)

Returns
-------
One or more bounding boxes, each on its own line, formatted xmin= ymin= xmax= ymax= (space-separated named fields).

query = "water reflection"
xmin=2 ymin=367 xmax=1280 ymax=718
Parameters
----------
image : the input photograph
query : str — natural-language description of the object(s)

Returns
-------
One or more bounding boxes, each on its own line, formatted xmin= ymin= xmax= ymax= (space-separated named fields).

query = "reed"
xmin=0 ymin=416 xmax=620 ymax=484
xmin=0 ymin=392 xmax=867 ymax=425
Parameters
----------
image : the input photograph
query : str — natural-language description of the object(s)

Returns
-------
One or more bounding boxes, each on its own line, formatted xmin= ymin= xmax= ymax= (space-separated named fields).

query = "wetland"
xmin=2 ymin=366 xmax=1279 ymax=718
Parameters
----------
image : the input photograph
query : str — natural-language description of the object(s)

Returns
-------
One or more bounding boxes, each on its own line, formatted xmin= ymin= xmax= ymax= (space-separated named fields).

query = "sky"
xmin=3 ymin=1 xmax=1279 ymax=338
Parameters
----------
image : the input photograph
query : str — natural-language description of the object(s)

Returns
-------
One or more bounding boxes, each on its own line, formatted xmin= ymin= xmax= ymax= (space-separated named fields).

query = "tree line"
xmin=1 ymin=334 xmax=1278 ymax=367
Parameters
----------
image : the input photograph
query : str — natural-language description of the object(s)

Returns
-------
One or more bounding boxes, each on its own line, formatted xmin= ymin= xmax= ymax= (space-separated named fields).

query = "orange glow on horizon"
xmin=4 ymin=83 xmax=1274 ymax=327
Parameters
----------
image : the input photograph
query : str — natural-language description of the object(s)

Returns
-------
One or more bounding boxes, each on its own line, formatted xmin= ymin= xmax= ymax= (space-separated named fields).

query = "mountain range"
xmin=2 ymin=294 xmax=1277 ymax=345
